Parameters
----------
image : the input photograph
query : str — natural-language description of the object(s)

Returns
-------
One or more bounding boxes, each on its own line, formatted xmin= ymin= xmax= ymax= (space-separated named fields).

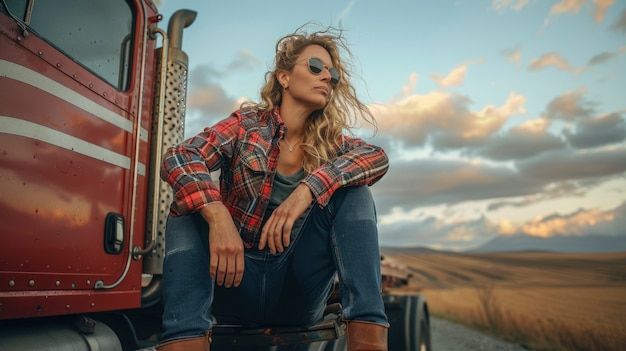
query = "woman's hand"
xmin=200 ymin=203 xmax=244 ymax=288
xmin=259 ymin=184 xmax=313 ymax=254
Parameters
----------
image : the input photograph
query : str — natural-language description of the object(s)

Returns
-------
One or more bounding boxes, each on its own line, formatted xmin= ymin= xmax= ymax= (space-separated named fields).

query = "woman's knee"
xmin=164 ymin=213 xmax=209 ymax=256
xmin=331 ymin=186 xmax=376 ymax=219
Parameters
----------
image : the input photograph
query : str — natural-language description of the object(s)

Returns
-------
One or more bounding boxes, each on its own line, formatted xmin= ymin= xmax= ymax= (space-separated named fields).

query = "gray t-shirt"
xmin=266 ymin=168 xmax=307 ymax=237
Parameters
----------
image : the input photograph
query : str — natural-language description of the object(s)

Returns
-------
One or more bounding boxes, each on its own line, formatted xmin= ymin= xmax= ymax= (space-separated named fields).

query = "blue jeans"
xmin=160 ymin=186 xmax=388 ymax=342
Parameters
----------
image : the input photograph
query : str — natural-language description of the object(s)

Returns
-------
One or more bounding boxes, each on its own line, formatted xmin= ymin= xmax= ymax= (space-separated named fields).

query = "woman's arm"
xmin=160 ymin=113 xmax=241 ymax=216
xmin=303 ymin=135 xmax=389 ymax=207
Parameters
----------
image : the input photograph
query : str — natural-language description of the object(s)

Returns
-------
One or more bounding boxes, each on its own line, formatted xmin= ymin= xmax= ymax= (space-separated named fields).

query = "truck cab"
xmin=0 ymin=0 xmax=193 ymax=348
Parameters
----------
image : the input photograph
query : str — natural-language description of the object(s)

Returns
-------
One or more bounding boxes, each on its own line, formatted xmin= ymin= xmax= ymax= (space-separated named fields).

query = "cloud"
xmin=371 ymin=91 xmax=455 ymax=147
xmin=378 ymin=201 xmax=626 ymax=249
xmin=541 ymin=0 xmax=618 ymax=30
xmin=378 ymin=201 xmax=625 ymax=248
xmin=187 ymin=84 xmax=237 ymax=115
xmin=369 ymin=71 xmax=625 ymax=249
xmin=430 ymin=59 xmax=484 ymax=88
xmin=339 ymin=0 xmax=357 ymax=22
xmin=430 ymin=65 xmax=467 ymax=88
xmin=378 ymin=211 xmax=499 ymax=249
xmin=515 ymin=146 xmax=626 ymax=182
xmin=528 ymin=52 xmax=584 ymax=74
xmin=549 ymin=0 xmax=587 ymax=17
xmin=563 ymin=112 xmax=626 ymax=148
xmin=182 ymin=50 xmax=265 ymax=135
xmin=611 ymin=9 xmax=626 ymax=33
xmin=501 ymin=46 xmax=522 ymax=68
xmin=544 ymin=87 xmax=594 ymax=121
xmin=478 ymin=119 xmax=565 ymax=161
xmin=187 ymin=65 xmax=239 ymax=115
xmin=430 ymin=92 xmax=526 ymax=150
xmin=183 ymin=65 xmax=241 ymax=136
xmin=374 ymin=144 xmax=626 ymax=219
xmin=521 ymin=203 xmax=623 ymax=238
xmin=492 ymin=0 xmax=618 ymax=25
xmin=487 ymin=182 xmax=587 ymax=212
xmin=528 ymin=47 xmax=624 ymax=75
xmin=587 ymin=46 xmax=626 ymax=65
xmin=400 ymin=72 xmax=418 ymax=98
xmin=371 ymin=157 xmax=543 ymax=213
xmin=592 ymin=0 xmax=617 ymax=23
xmin=492 ymin=0 xmax=530 ymax=12
xmin=226 ymin=49 xmax=263 ymax=71
xmin=372 ymin=89 xmax=525 ymax=150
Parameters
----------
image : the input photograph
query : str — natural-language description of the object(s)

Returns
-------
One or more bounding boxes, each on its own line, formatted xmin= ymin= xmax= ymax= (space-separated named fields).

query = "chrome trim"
xmin=96 ymin=0 xmax=151 ymax=290
xmin=132 ymin=26 xmax=168 ymax=260
xmin=167 ymin=9 xmax=197 ymax=51
xmin=24 ymin=0 xmax=34 ymax=25
xmin=141 ymin=9 xmax=196 ymax=277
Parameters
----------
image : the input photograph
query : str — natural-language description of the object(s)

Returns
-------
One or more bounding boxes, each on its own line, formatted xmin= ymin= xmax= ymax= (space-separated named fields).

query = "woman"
xmin=157 ymin=25 xmax=390 ymax=351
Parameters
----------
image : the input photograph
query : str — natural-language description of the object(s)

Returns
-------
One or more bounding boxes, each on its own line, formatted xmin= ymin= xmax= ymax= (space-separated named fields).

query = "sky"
xmin=156 ymin=0 xmax=626 ymax=251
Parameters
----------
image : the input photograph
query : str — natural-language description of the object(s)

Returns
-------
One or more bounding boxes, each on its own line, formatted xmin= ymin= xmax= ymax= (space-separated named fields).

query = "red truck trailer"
xmin=0 ymin=1 xmax=430 ymax=349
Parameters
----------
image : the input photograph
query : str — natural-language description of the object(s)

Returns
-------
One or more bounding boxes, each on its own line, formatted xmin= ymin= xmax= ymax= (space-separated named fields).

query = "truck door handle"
xmin=104 ymin=213 xmax=125 ymax=254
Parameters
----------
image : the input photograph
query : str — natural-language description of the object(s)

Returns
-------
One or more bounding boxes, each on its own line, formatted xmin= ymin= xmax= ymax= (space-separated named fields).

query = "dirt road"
xmin=430 ymin=317 xmax=529 ymax=351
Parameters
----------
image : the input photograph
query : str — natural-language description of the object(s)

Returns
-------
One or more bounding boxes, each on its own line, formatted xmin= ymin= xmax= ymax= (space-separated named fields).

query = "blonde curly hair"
xmin=243 ymin=24 xmax=377 ymax=173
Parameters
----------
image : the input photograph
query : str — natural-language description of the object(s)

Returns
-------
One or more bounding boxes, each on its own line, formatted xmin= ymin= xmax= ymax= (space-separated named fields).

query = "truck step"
xmin=212 ymin=317 xmax=346 ymax=347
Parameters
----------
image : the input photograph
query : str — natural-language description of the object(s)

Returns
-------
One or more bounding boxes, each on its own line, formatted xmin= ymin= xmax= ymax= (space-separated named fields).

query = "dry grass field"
xmin=384 ymin=251 xmax=626 ymax=351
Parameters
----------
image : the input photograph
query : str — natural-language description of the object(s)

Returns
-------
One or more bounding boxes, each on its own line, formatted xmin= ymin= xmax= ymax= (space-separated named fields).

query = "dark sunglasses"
xmin=303 ymin=57 xmax=340 ymax=86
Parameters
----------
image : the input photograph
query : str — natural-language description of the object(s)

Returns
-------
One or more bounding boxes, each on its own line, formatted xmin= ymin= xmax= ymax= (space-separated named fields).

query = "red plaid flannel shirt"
xmin=160 ymin=107 xmax=389 ymax=248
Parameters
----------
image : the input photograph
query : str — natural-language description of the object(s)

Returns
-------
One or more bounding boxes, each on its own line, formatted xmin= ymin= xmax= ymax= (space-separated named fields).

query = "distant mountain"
xmin=380 ymin=246 xmax=444 ymax=255
xmin=469 ymin=234 xmax=626 ymax=253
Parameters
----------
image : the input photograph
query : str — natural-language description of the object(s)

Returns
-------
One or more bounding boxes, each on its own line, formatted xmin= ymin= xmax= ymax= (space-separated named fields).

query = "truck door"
xmin=0 ymin=0 xmax=157 ymax=319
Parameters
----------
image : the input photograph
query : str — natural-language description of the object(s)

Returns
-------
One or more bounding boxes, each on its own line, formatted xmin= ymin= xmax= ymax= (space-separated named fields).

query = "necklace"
xmin=282 ymin=136 xmax=302 ymax=152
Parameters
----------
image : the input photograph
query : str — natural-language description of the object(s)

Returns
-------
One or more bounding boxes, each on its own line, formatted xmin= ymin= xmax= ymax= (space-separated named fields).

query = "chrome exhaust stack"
xmin=141 ymin=10 xmax=196 ymax=304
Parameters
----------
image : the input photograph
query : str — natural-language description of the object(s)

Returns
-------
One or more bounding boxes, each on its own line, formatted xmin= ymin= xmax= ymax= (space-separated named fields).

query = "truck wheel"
xmin=414 ymin=299 xmax=431 ymax=351
xmin=385 ymin=294 xmax=431 ymax=351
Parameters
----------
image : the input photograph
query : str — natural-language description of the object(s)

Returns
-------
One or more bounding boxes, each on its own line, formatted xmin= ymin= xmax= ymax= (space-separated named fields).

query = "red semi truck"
xmin=0 ymin=1 xmax=430 ymax=349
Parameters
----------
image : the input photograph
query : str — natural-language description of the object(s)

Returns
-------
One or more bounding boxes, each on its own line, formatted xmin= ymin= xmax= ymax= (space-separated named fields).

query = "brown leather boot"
xmin=346 ymin=321 xmax=388 ymax=350
xmin=155 ymin=330 xmax=212 ymax=351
